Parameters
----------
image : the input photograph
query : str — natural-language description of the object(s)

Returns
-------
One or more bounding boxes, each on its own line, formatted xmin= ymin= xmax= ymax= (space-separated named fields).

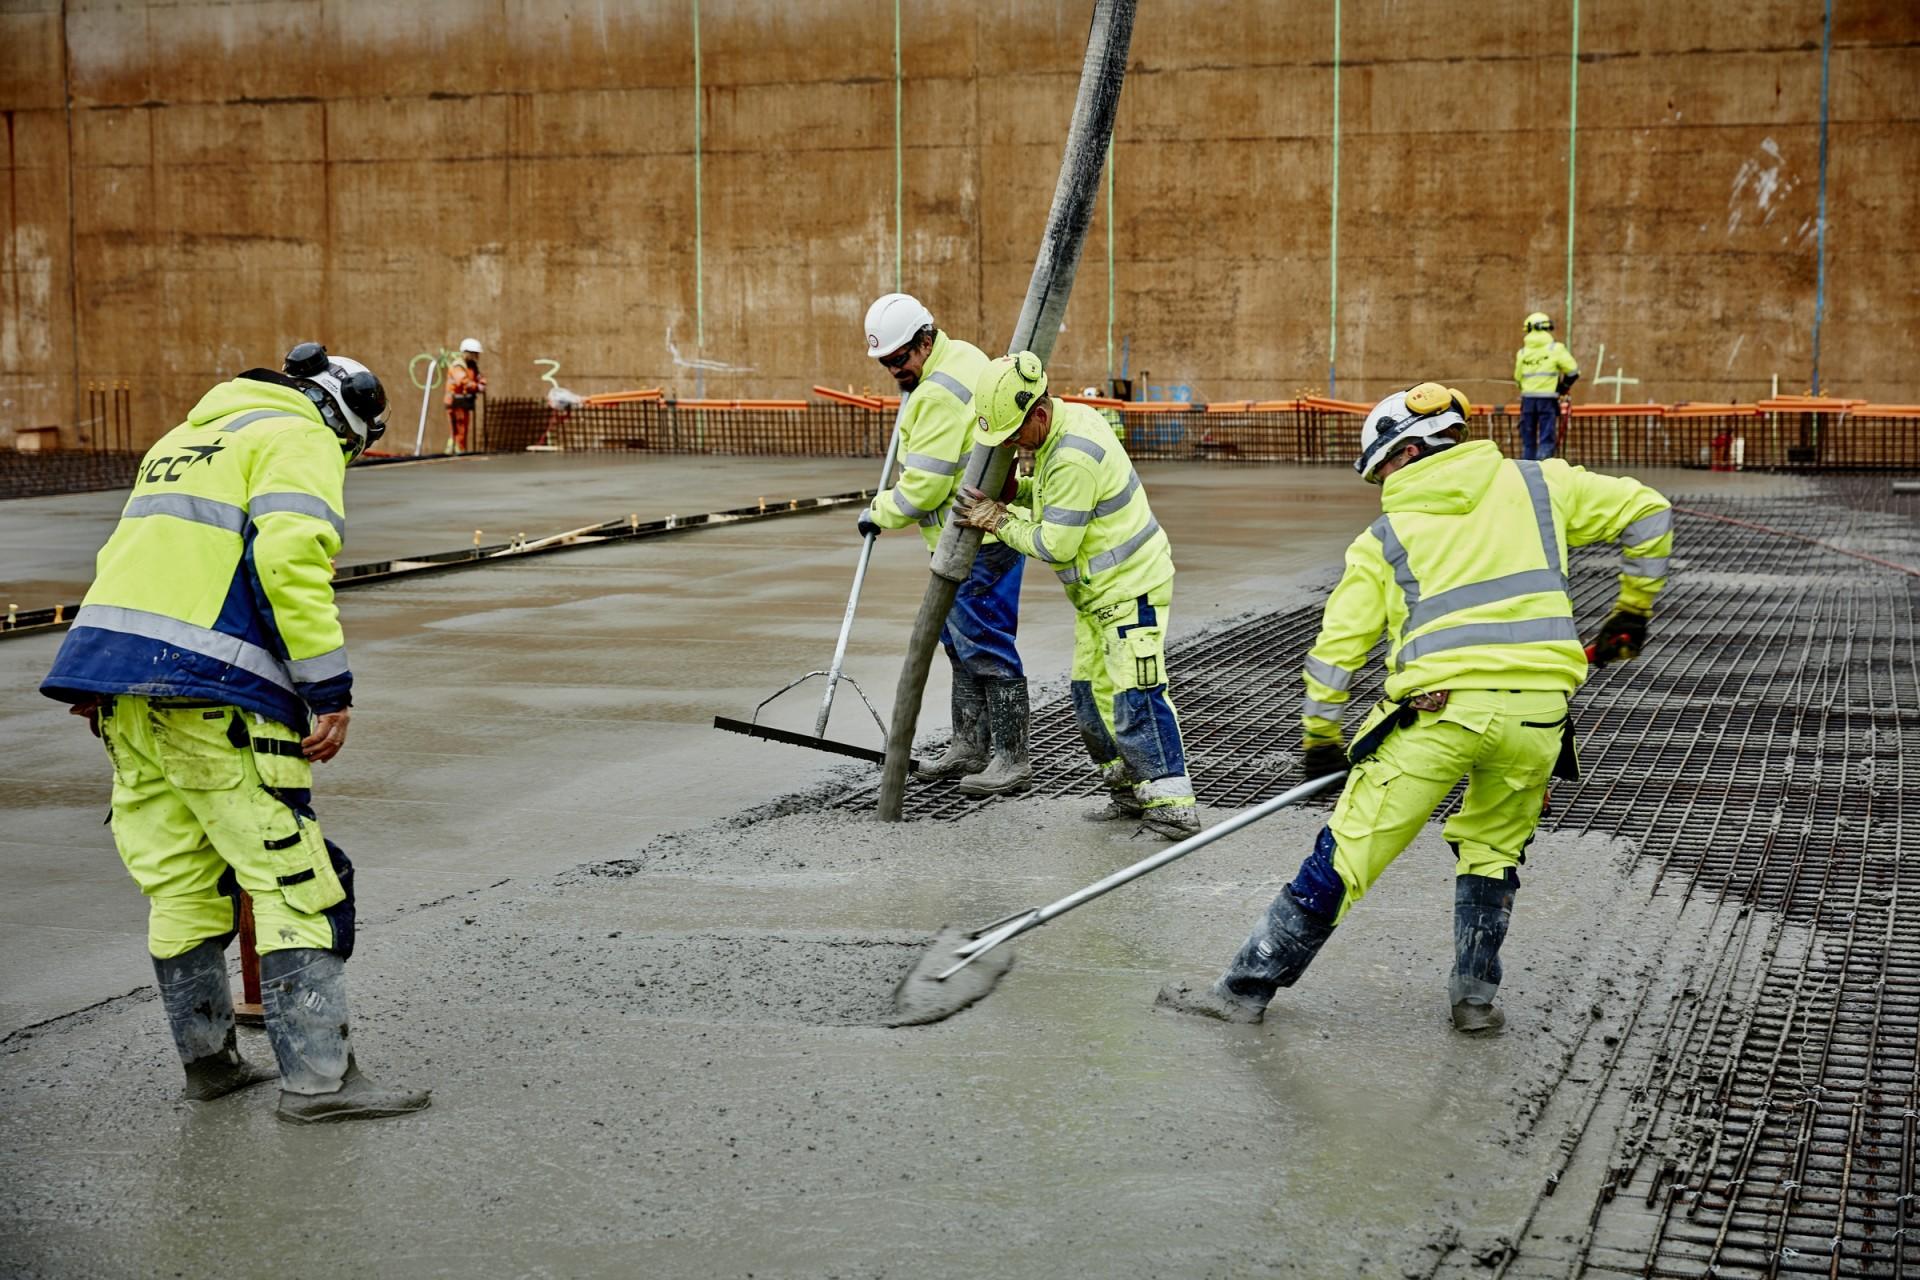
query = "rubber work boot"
xmin=1220 ymin=886 xmax=1337 ymax=1007
xmin=153 ymin=939 xmax=278 ymax=1101
xmin=918 ymin=668 xmax=990 ymax=780
xmin=1153 ymin=977 xmax=1265 ymax=1024
xmin=1082 ymin=759 xmax=1144 ymax=821
xmin=1137 ymin=804 xmax=1202 ymax=840
xmin=261 ymin=948 xmax=431 ymax=1124
xmin=957 ymin=678 xmax=1034 ymax=796
xmin=1450 ymin=870 xmax=1518 ymax=1035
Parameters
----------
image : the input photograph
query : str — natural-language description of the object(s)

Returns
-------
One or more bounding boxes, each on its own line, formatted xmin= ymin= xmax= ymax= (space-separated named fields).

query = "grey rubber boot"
xmin=153 ymin=939 xmax=277 ymax=1101
xmin=1153 ymin=977 xmax=1265 ymax=1024
xmin=956 ymin=678 xmax=1034 ymax=797
xmin=918 ymin=667 xmax=990 ymax=780
xmin=261 ymin=948 xmax=431 ymax=1124
xmin=1450 ymin=870 xmax=1518 ymax=1035
xmin=1218 ymin=886 xmax=1337 ymax=1009
xmin=1082 ymin=759 xmax=1144 ymax=821
xmin=1138 ymin=804 xmax=1202 ymax=840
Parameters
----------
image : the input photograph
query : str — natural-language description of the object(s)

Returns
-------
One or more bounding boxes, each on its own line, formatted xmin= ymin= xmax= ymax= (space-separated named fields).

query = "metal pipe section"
xmin=816 ymin=395 xmax=909 ymax=736
xmin=876 ymin=0 xmax=1137 ymax=819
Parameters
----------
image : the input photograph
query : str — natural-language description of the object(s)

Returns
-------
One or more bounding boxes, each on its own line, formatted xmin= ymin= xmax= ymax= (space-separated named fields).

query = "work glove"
xmin=856 ymin=509 xmax=881 ymax=540
xmin=952 ymin=485 xmax=1008 ymax=534
xmin=1300 ymin=741 xmax=1348 ymax=779
xmin=1587 ymin=609 xmax=1649 ymax=667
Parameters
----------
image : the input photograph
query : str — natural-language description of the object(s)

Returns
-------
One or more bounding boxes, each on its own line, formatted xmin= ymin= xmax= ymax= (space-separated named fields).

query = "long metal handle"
xmin=938 ymin=770 xmax=1350 ymax=979
xmin=815 ymin=393 xmax=910 ymax=737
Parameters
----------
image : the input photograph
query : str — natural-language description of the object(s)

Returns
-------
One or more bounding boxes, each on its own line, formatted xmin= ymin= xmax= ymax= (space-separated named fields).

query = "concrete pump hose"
xmin=876 ymin=0 xmax=1137 ymax=820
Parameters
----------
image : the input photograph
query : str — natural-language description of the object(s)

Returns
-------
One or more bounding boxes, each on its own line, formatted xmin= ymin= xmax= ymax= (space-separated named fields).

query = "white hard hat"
xmin=1081 ymin=386 xmax=1101 ymax=397
xmin=863 ymin=293 xmax=934 ymax=359
xmin=283 ymin=342 xmax=390 ymax=459
xmin=1355 ymin=383 xmax=1470 ymax=482
xmin=460 ymin=337 xmax=483 ymax=354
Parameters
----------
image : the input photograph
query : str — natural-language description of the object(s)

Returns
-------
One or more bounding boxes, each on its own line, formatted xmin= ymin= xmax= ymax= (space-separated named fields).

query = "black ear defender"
xmin=284 ymin=342 xmax=329 ymax=378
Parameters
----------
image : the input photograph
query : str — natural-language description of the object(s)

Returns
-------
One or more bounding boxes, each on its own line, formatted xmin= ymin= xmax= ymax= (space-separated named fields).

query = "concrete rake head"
xmin=889 ymin=924 xmax=1020 ymax=1027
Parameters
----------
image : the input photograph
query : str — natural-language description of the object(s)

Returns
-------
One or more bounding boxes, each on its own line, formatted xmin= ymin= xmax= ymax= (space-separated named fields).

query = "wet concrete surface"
xmin=0 ymin=457 xmax=1817 ymax=1275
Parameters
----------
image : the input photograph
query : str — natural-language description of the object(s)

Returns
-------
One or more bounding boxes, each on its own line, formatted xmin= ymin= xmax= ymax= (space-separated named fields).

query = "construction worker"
xmin=1514 ymin=312 xmax=1579 ymax=459
xmin=953 ymin=351 xmax=1200 ymax=839
xmin=859 ymin=293 xmax=1031 ymax=795
xmin=40 ymin=343 xmax=431 ymax=1124
xmin=1156 ymin=382 xmax=1671 ymax=1028
xmin=444 ymin=337 xmax=485 ymax=453
xmin=1083 ymin=385 xmax=1126 ymax=442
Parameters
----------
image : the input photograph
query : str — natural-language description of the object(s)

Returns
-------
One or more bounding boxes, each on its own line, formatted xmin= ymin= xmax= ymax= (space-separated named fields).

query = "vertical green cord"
xmin=693 ymin=0 xmax=704 ymax=351
xmin=893 ymin=0 xmax=903 ymax=291
xmin=1328 ymin=0 xmax=1341 ymax=395
xmin=1106 ymin=135 xmax=1115 ymax=385
xmin=1811 ymin=0 xmax=1831 ymax=394
xmin=1564 ymin=0 xmax=1579 ymax=342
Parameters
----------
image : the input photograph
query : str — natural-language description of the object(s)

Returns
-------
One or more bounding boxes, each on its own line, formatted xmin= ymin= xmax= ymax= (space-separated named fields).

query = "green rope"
xmin=1106 ymin=135 xmax=1116 ymax=384
xmin=693 ymin=0 xmax=704 ymax=350
xmin=1563 ymin=0 xmax=1579 ymax=342
xmin=1328 ymin=0 xmax=1342 ymax=394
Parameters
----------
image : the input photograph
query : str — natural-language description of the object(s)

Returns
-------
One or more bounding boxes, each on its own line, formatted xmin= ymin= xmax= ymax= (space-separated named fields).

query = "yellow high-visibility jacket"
xmin=996 ymin=400 xmax=1174 ymax=613
xmin=867 ymin=330 xmax=994 ymax=550
xmin=1301 ymin=440 xmax=1670 ymax=745
xmin=42 ymin=373 xmax=353 ymax=732
xmin=1515 ymin=329 xmax=1579 ymax=398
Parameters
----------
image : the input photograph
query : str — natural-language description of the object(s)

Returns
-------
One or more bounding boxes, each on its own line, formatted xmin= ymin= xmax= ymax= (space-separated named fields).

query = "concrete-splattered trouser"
xmin=1157 ymin=382 xmax=1670 ymax=1030
xmin=954 ymin=352 xmax=1199 ymax=840
xmin=41 ymin=346 xmax=431 ymax=1123
xmin=860 ymin=294 xmax=1031 ymax=796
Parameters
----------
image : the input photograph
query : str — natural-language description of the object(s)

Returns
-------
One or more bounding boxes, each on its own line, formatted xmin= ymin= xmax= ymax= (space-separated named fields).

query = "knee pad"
xmin=1071 ymin=680 xmax=1118 ymax=758
xmin=1286 ymin=827 xmax=1346 ymax=922
xmin=321 ymin=840 xmax=357 ymax=960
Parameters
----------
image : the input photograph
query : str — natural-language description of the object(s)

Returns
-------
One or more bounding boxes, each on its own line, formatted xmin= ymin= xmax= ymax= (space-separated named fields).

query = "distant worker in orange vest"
xmin=445 ymin=337 xmax=486 ymax=453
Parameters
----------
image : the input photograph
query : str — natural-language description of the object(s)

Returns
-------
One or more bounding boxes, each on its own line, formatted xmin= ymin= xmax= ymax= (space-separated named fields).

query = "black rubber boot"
xmin=153 ymin=940 xmax=277 ymax=1101
xmin=1153 ymin=977 xmax=1265 ymax=1024
xmin=918 ymin=668 xmax=990 ymax=780
xmin=957 ymin=678 xmax=1034 ymax=796
xmin=1450 ymin=869 xmax=1518 ymax=1035
xmin=1218 ymin=886 xmax=1337 ymax=1009
xmin=261 ymin=949 xmax=431 ymax=1124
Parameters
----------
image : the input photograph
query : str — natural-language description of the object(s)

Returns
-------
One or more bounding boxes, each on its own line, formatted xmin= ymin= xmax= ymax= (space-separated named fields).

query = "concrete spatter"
xmin=1 ymin=780 xmax=1674 ymax=1279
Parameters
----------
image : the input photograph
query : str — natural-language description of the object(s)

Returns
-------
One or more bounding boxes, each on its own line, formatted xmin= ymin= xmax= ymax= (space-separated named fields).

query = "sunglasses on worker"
xmin=877 ymin=341 xmax=919 ymax=370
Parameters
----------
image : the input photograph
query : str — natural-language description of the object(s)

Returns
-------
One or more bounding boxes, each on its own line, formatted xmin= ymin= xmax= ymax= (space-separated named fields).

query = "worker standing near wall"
xmin=1514 ymin=313 xmax=1579 ymax=459
xmin=444 ymin=337 xmax=486 ymax=454
xmin=858 ymin=293 xmax=1032 ymax=795
xmin=40 ymin=343 xmax=432 ymax=1124
xmin=1157 ymin=382 xmax=1671 ymax=1028
xmin=953 ymin=352 xmax=1200 ymax=839
xmin=1083 ymin=385 xmax=1126 ymax=442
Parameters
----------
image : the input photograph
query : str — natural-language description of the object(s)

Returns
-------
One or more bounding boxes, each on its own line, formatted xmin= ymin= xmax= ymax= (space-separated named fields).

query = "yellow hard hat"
xmin=1524 ymin=312 xmax=1553 ymax=332
xmin=973 ymin=351 xmax=1050 ymax=445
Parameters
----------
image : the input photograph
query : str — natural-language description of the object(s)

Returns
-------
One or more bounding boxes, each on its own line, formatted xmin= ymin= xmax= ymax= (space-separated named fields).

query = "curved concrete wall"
xmin=1 ymin=1 xmax=1914 ymax=446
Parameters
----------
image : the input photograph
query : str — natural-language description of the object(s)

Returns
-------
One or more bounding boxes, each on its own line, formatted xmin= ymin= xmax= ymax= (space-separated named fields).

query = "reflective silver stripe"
xmin=123 ymin=493 xmax=247 ymax=534
xmin=1619 ymin=509 xmax=1673 ymax=546
xmin=286 ymin=645 xmax=350 ymax=683
xmin=1056 ymin=433 xmax=1106 ymax=463
xmin=1304 ymin=655 xmax=1355 ymax=692
xmin=1031 ymin=524 xmax=1056 ymax=562
xmin=1623 ymin=555 xmax=1670 ymax=578
xmin=1371 ymin=516 xmax=1420 ymax=615
xmin=1138 ymin=775 xmax=1195 ymax=802
xmin=71 ymin=604 xmax=295 ymax=693
xmin=1519 ymin=391 xmax=1561 ymax=398
xmin=1042 ymin=504 xmax=1094 ymax=527
xmin=888 ymin=485 xmax=933 ymax=520
xmin=220 ymin=409 xmax=294 ymax=434
xmin=1513 ymin=461 xmax=1567 ymax=590
xmin=1405 ymin=568 xmax=1568 ymax=633
xmin=1092 ymin=470 xmax=1141 ymax=517
xmin=922 ymin=370 xmax=971 ymax=404
xmin=918 ymin=509 xmax=945 ymax=529
xmin=902 ymin=451 xmax=959 ymax=477
xmin=1302 ymin=697 xmax=1348 ymax=720
xmin=1055 ymin=517 xmax=1162 ymax=584
xmin=1395 ymin=617 xmax=1582 ymax=666
xmin=251 ymin=491 xmax=346 ymax=538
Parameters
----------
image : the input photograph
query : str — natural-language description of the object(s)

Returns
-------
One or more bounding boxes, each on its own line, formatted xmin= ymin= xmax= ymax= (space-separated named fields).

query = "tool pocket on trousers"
xmin=150 ymin=706 xmax=246 ymax=791
xmin=1124 ymin=628 xmax=1163 ymax=688
xmin=1337 ymin=758 xmax=1399 ymax=832
xmin=266 ymin=818 xmax=346 ymax=916
xmin=245 ymin=716 xmax=314 ymax=792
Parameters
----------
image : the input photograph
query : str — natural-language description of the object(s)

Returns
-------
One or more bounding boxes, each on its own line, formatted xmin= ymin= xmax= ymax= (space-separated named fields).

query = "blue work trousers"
xmin=940 ymin=540 xmax=1026 ymax=680
xmin=1519 ymin=398 xmax=1560 ymax=460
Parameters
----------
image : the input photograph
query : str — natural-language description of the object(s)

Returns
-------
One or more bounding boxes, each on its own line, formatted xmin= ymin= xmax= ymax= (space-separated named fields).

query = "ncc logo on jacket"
xmin=141 ymin=443 xmax=224 ymax=484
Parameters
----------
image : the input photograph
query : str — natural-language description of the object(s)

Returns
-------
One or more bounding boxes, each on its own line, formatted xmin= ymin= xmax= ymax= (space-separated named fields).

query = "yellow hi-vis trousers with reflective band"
xmin=1069 ymin=581 xmax=1195 ymax=808
xmin=99 ymin=696 xmax=349 ymax=958
xmin=1326 ymin=689 xmax=1564 ymax=922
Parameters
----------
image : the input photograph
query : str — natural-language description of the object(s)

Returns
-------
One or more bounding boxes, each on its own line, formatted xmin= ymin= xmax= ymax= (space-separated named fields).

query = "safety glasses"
xmin=877 ymin=345 xmax=916 ymax=371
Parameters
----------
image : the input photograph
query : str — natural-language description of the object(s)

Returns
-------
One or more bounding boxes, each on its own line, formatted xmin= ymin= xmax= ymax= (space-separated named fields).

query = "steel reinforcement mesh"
xmin=838 ymin=476 xmax=1920 ymax=1277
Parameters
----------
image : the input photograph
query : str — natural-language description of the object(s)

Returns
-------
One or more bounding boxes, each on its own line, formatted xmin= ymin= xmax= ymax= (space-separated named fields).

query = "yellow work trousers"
xmin=99 ymin=696 xmax=350 ymax=959
xmin=1328 ymin=688 xmax=1565 ymax=922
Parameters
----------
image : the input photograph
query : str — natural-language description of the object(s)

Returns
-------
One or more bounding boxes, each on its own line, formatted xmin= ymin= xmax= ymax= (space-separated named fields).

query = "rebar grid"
xmin=840 ymin=480 xmax=1920 ymax=1276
